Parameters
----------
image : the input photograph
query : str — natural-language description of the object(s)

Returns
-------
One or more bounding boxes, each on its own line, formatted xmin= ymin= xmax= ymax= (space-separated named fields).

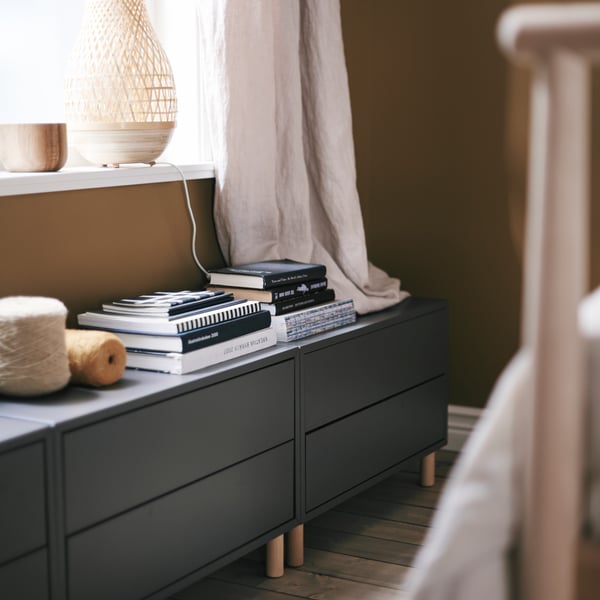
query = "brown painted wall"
xmin=3 ymin=1 xmax=598 ymax=410
xmin=0 ymin=2 xmax=521 ymax=410
xmin=0 ymin=179 xmax=224 ymax=328
xmin=341 ymin=0 xmax=600 ymax=409
xmin=340 ymin=0 xmax=522 ymax=408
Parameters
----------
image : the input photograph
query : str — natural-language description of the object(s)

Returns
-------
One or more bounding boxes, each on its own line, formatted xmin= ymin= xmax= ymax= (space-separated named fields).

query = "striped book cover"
xmin=77 ymin=299 xmax=261 ymax=335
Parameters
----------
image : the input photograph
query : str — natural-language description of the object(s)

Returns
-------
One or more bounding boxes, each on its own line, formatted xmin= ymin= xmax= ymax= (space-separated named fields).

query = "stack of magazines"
xmin=208 ymin=259 xmax=357 ymax=342
xmin=77 ymin=290 xmax=276 ymax=374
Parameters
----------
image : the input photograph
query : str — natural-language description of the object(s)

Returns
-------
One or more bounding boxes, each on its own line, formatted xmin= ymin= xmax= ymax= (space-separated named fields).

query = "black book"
xmin=260 ymin=288 xmax=335 ymax=316
xmin=102 ymin=290 xmax=232 ymax=317
xmin=110 ymin=310 xmax=272 ymax=353
xmin=207 ymin=277 xmax=328 ymax=303
xmin=208 ymin=259 xmax=326 ymax=290
xmin=125 ymin=327 xmax=277 ymax=375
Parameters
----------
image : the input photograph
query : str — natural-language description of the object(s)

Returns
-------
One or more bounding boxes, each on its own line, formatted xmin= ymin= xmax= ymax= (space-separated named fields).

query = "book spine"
xmin=178 ymin=311 xmax=271 ymax=351
xmin=273 ymin=312 xmax=357 ymax=342
xmin=174 ymin=301 xmax=260 ymax=333
xmin=263 ymin=265 xmax=327 ymax=288
xmin=270 ymin=299 xmax=356 ymax=341
xmin=114 ymin=311 xmax=272 ymax=352
xmin=271 ymin=298 xmax=354 ymax=325
xmin=211 ymin=327 xmax=277 ymax=368
xmin=270 ymin=278 xmax=328 ymax=302
xmin=103 ymin=293 xmax=232 ymax=316
xmin=77 ymin=300 xmax=261 ymax=335
xmin=262 ymin=289 xmax=335 ymax=315
xmin=126 ymin=327 xmax=277 ymax=374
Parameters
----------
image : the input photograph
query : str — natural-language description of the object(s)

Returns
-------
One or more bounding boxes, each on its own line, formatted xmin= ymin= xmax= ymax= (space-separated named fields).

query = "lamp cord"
xmin=150 ymin=161 xmax=211 ymax=282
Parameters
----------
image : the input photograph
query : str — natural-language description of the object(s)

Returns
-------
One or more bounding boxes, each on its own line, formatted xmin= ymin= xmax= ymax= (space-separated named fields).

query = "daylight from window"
xmin=0 ymin=0 xmax=85 ymax=123
xmin=0 ymin=0 xmax=206 ymax=165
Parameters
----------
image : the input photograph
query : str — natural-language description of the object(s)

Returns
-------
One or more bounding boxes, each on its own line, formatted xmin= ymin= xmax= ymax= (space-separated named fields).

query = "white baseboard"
xmin=444 ymin=404 xmax=482 ymax=452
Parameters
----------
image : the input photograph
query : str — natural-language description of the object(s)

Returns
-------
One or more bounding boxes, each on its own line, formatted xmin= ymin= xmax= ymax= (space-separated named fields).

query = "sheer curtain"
xmin=197 ymin=0 xmax=408 ymax=314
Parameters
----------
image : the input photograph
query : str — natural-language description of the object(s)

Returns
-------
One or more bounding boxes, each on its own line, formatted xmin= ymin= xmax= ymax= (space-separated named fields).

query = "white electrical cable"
xmin=151 ymin=161 xmax=211 ymax=281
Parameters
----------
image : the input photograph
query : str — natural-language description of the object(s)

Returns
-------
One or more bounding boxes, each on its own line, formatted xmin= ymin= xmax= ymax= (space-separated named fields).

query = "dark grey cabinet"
xmin=0 ymin=347 xmax=298 ymax=600
xmin=298 ymin=297 xmax=448 ymax=518
xmin=0 ymin=296 xmax=448 ymax=600
xmin=62 ymin=360 xmax=295 ymax=534
xmin=0 ymin=418 xmax=51 ymax=600
xmin=67 ymin=442 xmax=294 ymax=600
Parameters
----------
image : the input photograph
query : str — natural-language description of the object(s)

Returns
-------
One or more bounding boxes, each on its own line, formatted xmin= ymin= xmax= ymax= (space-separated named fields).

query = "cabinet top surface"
xmin=0 ymin=416 xmax=48 ymax=448
xmin=359 ymin=296 xmax=447 ymax=325
xmin=0 ymin=297 xmax=446 ymax=430
xmin=0 ymin=344 xmax=296 ymax=430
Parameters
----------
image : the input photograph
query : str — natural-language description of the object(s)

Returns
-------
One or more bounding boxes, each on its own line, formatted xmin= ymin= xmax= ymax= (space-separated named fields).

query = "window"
xmin=0 ymin=0 xmax=85 ymax=124
xmin=146 ymin=0 xmax=210 ymax=164
xmin=0 ymin=0 xmax=209 ymax=167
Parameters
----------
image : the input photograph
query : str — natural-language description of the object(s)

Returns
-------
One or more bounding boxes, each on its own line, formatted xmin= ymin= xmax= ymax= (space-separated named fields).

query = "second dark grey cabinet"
xmin=298 ymin=297 xmax=448 ymax=518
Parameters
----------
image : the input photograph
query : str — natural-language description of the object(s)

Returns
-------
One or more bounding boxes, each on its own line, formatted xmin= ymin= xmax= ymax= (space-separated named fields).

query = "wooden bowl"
xmin=0 ymin=123 xmax=68 ymax=172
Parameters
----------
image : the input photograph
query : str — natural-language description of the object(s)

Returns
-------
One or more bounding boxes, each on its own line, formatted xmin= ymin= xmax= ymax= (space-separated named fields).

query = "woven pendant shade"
xmin=65 ymin=0 xmax=177 ymax=166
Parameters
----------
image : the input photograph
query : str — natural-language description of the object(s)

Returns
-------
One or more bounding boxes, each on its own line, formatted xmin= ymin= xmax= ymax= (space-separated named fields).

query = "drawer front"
xmin=0 ymin=442 xmax=46 ymax=563
xmin=64 ymin=359 xmax=295 ymax=533
xmin=0 ymin=549 xmax=49 ymax=600
xmin=67 ymin=441 xmax=294 ymax=600
xmin=305 ymin=376 xmax=447 ymax=512
xmin=304 ymin=309 xmax=447 ymax=431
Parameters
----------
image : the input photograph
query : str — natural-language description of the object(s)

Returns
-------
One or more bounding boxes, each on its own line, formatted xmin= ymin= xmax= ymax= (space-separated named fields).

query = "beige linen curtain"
xmin=197 ymin=0 xmax=408 ymax=314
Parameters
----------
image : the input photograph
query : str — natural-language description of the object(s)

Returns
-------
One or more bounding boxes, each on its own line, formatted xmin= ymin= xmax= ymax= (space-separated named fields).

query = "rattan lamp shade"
xmin=64 ymin=0 xmax=177 ymax=166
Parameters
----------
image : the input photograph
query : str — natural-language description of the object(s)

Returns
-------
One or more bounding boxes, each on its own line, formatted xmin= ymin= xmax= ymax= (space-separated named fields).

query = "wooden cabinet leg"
xmin=420 ymin=452 xmax=436 ymax=487
xmin=265 ymin=534 xmax=284 ymax=578
xmin=286 ymin=524 xmax=304 ymax=567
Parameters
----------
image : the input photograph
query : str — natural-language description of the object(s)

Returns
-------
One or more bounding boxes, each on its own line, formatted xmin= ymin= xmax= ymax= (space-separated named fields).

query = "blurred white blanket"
xmin=406 ymin=287 xmax=600 ymax=599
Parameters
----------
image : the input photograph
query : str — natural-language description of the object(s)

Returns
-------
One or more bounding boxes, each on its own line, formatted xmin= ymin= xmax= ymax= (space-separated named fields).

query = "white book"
xmin=125 ymin=327 xmax=277 ymax=374
xmin=78 ymin=300 xmax=260 ymax=334
xmin=270 ymin=298 xmax=356 ymax=342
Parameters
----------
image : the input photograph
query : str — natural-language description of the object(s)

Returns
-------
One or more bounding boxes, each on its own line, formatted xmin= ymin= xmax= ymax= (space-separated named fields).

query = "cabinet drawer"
xmin=305 ymin=376 xmax=447 ymax=512
xmin=0 ymin=442 xmax=46 ymax=563
xmin=67 ymin=441 xmax=294 ymax=600
xmin=0 ymin=549 xmax=49 ymax=600
xmin=304 ymin=309 xmax=447 ymax=430
xmin=64 ymin=359 xmax=295 ymax=533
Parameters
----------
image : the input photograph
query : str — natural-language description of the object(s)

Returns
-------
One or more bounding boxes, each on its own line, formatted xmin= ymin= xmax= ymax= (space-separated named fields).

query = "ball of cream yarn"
xmin=0 ymin=296 xmax=71 ymax=396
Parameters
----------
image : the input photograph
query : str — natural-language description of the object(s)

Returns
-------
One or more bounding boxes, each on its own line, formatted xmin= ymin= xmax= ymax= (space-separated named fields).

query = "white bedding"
xmin=406 ymin=287 xmax=600 ymax=599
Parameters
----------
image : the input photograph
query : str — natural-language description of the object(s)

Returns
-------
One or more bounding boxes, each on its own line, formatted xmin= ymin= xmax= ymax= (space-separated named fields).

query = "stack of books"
xmin=77 ymin=290 xmax=276 ymax=374
xmin=208 ymin=259 xmax=357 ymax=342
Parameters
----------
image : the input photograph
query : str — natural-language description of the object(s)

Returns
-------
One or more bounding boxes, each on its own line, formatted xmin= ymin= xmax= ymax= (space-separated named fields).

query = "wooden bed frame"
xmin=497 ymin=5 xmax=600 ymax=599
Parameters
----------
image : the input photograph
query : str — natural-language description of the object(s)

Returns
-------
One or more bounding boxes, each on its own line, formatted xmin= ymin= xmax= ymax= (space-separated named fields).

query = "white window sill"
xmin=0 ymin=163 xmax=215 ymax=197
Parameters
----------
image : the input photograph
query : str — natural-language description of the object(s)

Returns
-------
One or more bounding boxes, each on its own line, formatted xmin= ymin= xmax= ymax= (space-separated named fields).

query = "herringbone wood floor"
xmin=171 ymin=450 xmax=457 ymax=600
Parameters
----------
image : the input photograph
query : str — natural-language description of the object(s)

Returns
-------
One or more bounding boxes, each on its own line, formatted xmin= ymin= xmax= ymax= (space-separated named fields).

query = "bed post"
xmin=497 ymin=6 xmax=600 ymax=600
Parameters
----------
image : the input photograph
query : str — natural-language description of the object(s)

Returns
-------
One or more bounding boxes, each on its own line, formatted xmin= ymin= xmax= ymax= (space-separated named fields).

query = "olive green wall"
xmin=0 ymin=180 xmax=224 ymax=328
xmin=340 ymin=0 xmax=522 ymax=409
